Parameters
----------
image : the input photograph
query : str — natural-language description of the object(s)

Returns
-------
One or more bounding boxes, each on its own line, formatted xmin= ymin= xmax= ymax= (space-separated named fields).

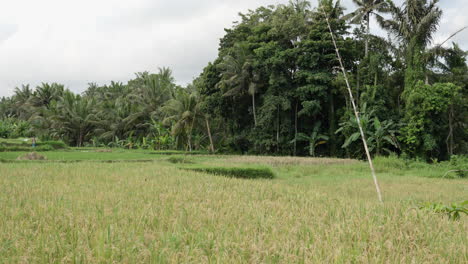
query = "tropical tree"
xmin=54 ymin=92 xmax=98 ymax=147
xmin=12 ymin=85 xmax=33 ymax=119
xmin=343 ymin=0 xmax=389 ymax=57
xmin=336 ymin=109 xmax=399 ymax=156
xmin=217 ymin=43 xmax=258 ymax=126
xmin=126 ymin=70 xmax=176 ymax=129
xmin=379 ymin=0 xmax=442 ymax=90
xmin=162 ymin=90 xmax=203 ymax=151
xmin=30 ymin=83 xmax=64 ymax=109
xmin=95 ymin=97 xmax=135 ymax=144
xmin=367 ymin=118 xmax=399 ymax=155
xmin=293 ymin=121 xmax=329 ymax=157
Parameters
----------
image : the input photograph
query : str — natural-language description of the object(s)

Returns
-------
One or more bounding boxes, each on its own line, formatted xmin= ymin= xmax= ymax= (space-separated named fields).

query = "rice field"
xmin=0 ymin=152 xmax=466 ymax=263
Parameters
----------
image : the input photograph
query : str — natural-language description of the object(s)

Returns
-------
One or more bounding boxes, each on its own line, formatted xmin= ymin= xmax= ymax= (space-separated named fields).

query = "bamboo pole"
xmin=321 ymin=7 xmax=383 ymax=203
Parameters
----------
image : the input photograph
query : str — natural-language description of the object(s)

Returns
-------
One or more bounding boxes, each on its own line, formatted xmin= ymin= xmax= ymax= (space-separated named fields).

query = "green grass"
xmin=0 ymin=150 xmax=168 ymax=161
xmin=0 ymin=153 xmax=466 ymax=262
xmin=183 ymin=165 xmax=275 ymax=179
xmin=0 ymin=138 xmax=67 ymax=152
xmin=0 ymin=148 xmax=210 ymax=161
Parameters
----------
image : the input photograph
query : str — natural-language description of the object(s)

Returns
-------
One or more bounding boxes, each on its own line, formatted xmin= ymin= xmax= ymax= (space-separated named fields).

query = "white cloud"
xmin=0 ymin=0 xmax=466 ymax=97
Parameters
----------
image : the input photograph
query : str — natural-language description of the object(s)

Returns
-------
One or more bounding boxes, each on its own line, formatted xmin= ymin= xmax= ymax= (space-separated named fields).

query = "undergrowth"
xmin=419 ymin=201 xmax=468 ymax=220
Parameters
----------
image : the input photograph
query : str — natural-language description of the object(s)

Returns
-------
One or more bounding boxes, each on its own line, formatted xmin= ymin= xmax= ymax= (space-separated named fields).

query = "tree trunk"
xmin=374 ymin=72 xmax=378 ymax=87
xmin=276 ymin=105 xmax=280 ymax=153
xmin=187 ymin=133 xmax=192 ymax=152
xmin=365 ymin=13 xmax=370 ymax=58
xmin=446 ymin=104 xmax=454 ymax=156
xmin=328 ymin=91 xmax=336 ymax=156
xmin=205 ymin=117 xmax=215 ymax=153
xmin=356 ymin=65 xmax=360 ymax=107
xmin=78 ymin=129 xmax=84 ymax=147
xmin=404 ymin=40 xmax=425 ymax=92
xmin=294 ymin=101 xmax=298 ymax=156
xmin=252 ymin=93 xmax=257 ymax=127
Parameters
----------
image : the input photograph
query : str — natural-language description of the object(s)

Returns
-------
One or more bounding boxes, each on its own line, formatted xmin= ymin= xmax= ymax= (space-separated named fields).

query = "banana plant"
xmin=367 ymin=118 xmax=399 ymax=155
xmin=293 ymin=121 xmax=329 ymax=157
xmin=336 ymin=106 xmax=399 ymax=156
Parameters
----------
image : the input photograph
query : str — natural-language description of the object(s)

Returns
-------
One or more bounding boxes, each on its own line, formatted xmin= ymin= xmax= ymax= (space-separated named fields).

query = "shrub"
xmin=448 ymin=155 xmax=468 ymax=178
xmin=184 ymin=165 xmax=274 ymax=179
xmin=419 ymin=201 xmax=468 ymax=220
xmin=0 ymin=118 xmax=33 ymax=138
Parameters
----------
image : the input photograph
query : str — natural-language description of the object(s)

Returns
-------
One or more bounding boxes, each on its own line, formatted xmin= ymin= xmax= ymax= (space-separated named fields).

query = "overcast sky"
xmin=0 ymin=0 xmax=466 ymax=97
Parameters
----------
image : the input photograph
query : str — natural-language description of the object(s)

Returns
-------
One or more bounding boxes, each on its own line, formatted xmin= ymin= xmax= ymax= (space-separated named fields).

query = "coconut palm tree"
xmin=162 ymin=90 xmax=203 ymax=151
xmin=217 ymin=43 xmax=259 ymax=126
xmin=126 ymin=71 xmax=175 ymax=128
xmin=95 ymin=97 xmax=136 ymax=144
xmin=12 ymin=85 xmax=33 ymax=119
xmin=54 ymin=91 xmax=98 ymax=147
xmin=342 ymin=0 xmax=390 ymax=57
xmin=378 ymin=0 xmax=442 ymax=90
xmin=31 ymin=83 xmax=64 ymax=109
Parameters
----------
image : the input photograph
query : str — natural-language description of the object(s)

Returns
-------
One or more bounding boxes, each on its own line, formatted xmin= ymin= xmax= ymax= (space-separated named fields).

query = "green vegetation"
xmin=0 ymin=0 xmax=466 ymax=261
xmin=184 ymin=165 xmax=275 ymax=179
xmin=419 ymin=201 xmax=468 ymax=220
xmin=0 ymin=0 xmax=466 ymax=162
xmin=0 ymin=138 xmax=67 ymax=152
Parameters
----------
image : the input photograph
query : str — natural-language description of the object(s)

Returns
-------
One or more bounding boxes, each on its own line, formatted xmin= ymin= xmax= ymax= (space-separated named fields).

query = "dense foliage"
xmin=0 ymin=0 xmax=466 ymax=161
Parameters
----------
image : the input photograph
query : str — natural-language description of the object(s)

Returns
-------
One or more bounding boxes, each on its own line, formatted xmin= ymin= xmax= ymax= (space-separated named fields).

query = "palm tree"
xmin=162 ymin=90 xmax=203 ymax=151
xmin=95 ymin=97 xmax=136 ymax=144
xmin=379 ymin=0 xmax=442 ymax=90
xmin=31 ymin=83 xmax=64 ymax=109
xmin=126 ymin=71 xmax=175 ymax=128
xmin=217 ymin=43 xmax=259 ymax=126
xmin=0 ymin=97 xmax=14 ymax=118
xmin=343 ymin=0 xmax=389 ymax=57
xmin=12 ymin=85 xmax=33 ymax=119
xmin=55 ymin=92 xmax=98 ymax=147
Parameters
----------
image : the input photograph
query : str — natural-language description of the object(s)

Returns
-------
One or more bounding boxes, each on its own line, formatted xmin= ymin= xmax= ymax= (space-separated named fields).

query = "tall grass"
xmin=0 ymin=160 xmax=466 ymax=263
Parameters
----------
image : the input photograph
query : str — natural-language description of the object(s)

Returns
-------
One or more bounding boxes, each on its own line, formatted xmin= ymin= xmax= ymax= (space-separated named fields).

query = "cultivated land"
xmin=0 ymin=150 xmax=466 ymax=263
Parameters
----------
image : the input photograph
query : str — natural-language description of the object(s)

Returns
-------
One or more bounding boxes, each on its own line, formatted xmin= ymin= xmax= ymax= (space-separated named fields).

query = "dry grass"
xmin=94 ymin=149 xmax=113 ymax=153
xmin=16 ymin=152 xmax=47 ymax=160
xmin=0 ymin=160 xmax=466 ymax=263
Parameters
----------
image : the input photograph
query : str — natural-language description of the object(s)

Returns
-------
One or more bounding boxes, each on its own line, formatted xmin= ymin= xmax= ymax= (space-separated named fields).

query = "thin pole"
xmin=321 ymin=7 xmax=383 ymax=202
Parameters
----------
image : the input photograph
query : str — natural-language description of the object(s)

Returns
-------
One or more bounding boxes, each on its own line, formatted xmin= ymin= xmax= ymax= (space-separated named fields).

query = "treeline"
xmin=0 ymin=0 xmax=466 ymax=161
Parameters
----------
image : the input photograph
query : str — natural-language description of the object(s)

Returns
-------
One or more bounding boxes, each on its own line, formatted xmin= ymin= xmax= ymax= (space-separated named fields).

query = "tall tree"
xmin=217 ymin=43 xmax=259 ymax=126
xmin=162 ymin=90 xmax=203 ymax=151
xmin=379 ymin=0 xmax=442 ymax=90
xmin=343 ymin=0 xmax=389 ymax=57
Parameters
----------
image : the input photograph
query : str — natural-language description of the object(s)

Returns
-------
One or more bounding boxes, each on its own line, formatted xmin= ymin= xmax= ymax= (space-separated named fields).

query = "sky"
xmin=0 ymin=0 xmax=466 ymax=97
